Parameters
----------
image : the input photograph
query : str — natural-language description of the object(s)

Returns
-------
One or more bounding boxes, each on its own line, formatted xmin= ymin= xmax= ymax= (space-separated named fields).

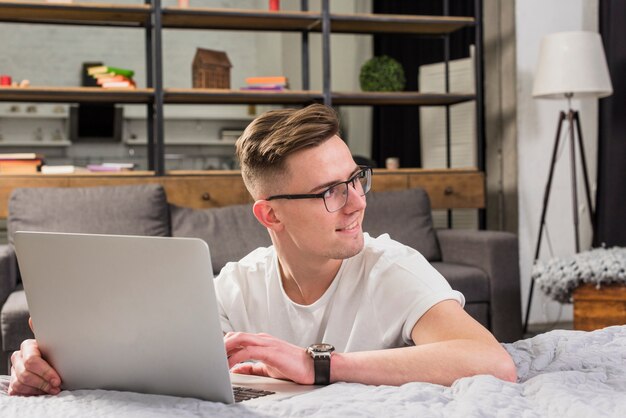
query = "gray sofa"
xmin=0 ymin=184 xmax=522 ymax=375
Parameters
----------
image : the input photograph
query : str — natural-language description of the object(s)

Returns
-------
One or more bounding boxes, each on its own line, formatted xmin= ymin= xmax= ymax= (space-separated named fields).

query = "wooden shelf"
xmin=0 ymin=141 xmax=71 ymax=147
xmin=0 ymin=113 xmax=68 ymax=119
xmin=0 ymin=87 xmax=154 ymax=104
xmin=162 ymin=7 xmax=320 ymax=32
xmin=161 ymin=89 xmax=473 ymax=106
xmin=0 ymin=1 xmax=151 ymax=27
xmin=0 ymin=87 xmax=474 ymax=111
xmin=164 ymin=89 xmax=323 ymax=105
xmin=331 ymin=91 xmax=475 ymax=106
xmin=161 ymin=7 xmax=474 ymax=35
xmin=330 ymin=13 xmax=474 ymax=35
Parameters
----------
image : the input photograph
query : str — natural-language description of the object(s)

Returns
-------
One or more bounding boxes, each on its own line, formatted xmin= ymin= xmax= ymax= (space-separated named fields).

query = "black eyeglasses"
xmin=266 ymin=166 xmax=372 ymax=213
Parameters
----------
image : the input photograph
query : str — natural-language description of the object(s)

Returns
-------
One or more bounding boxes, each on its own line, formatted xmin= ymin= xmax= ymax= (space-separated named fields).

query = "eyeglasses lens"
xmin=324 ymin=169 xmax=371 ymax=212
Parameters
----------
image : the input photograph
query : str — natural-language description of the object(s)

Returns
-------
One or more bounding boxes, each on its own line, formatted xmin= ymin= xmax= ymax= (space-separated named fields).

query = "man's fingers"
xmin=224 ymin=332 xmax=274 ymax=352
xmin=19 ymin=340 xmax=61 ymax=387
xmin=12 ymin=359 xmax=60 ymax=395
xmin=231 ymin=362 xmax=270 ymax=377
xmin=227 ymin=346 xmax=256 ymax=368
xmin=227 ymin=345 xmax=274 ymax=368
xmin=28 ymin=317 xmax=34 ymax=333
xmin=8 ymin=367 xmax=49 ymax=397
xmin=20 ymin=339 xmax=42 ymax=358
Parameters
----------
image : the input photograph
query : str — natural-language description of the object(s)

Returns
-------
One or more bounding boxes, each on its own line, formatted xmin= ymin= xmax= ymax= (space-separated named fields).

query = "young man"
xmin=8 ymin=104 xmax=516 ymax=396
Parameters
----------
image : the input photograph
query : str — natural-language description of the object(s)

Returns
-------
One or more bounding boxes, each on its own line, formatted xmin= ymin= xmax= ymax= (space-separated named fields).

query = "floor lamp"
xmin=523 ymin=31 xmax=613 ymax=335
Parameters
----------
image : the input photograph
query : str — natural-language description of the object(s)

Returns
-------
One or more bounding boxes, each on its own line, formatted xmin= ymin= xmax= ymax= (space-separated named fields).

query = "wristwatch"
xmin=306 ymin=343 xmax=335 ymax=385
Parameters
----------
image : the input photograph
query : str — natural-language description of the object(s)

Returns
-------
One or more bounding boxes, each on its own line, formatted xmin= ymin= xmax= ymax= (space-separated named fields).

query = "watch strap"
xmin=313 ymin=353 xmax=331 ymax=385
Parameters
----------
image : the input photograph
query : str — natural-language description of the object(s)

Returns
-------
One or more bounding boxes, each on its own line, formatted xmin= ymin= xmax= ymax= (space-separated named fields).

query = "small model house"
xmin=192 ymin=48 xmax=232 ymax=89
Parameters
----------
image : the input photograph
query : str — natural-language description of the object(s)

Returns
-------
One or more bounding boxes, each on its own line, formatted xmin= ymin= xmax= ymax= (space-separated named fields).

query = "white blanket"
xmin=2 ymin=326 xmax=625 ymax=417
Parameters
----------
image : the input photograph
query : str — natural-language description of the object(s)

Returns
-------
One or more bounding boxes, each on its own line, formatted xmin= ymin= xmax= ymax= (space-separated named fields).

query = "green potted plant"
xmin=359 ymin=55 xmax=406 ymax=92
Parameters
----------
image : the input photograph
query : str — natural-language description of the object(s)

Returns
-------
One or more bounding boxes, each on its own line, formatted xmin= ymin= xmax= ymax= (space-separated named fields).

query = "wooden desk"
xmin=0 ymin=168 xmax=485 ymax=218
xmin=573 ymin=284 xmax=626 ymax=331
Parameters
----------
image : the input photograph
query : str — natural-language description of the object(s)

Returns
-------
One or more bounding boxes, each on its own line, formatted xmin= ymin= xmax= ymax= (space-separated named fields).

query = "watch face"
xmin=309 ymin=343 xmax=335 ymax=353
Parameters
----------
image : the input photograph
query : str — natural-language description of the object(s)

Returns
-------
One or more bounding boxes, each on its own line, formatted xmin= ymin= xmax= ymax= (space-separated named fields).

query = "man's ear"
xmin=253 ymin=200 xmax=283 ymax=231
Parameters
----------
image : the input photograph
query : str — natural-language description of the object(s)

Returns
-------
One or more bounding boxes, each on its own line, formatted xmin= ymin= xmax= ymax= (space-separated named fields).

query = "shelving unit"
xmin=0 ymin=0 xmax=483 ymax=179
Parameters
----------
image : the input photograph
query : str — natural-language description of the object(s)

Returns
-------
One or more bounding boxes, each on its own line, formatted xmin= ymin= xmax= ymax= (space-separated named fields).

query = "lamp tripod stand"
xmin=522 ymin=98 xmax=596 ymax=335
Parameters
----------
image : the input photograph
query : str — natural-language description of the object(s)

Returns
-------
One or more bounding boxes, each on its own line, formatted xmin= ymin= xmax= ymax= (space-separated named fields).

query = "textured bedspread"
xmin=1 ymin=325 xmax=625 ymax=417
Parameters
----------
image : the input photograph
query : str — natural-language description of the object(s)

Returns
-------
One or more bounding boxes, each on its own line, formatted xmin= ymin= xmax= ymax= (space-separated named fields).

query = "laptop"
xmin=14 ymin=231 xmax=319 ymax=403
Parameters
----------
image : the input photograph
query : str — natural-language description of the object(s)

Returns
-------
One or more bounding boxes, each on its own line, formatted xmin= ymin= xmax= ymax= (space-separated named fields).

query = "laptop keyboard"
xmin=233 ymin=385 xmax=275 ymax=402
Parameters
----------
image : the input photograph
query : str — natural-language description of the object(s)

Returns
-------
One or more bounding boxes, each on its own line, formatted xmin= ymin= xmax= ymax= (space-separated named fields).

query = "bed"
xmin=1 ymin=325 xmax=625 ymax=417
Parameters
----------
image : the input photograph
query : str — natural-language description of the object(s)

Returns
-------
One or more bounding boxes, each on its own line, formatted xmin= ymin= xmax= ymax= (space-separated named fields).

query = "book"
xmin=41 ymin=165 xmax=89 ymax=174
xmin=95 ymin=75 xmax=131 ymax=85
xmin=82 ymin=61 xmax=102 ymax=87
xmin=0 ymin=153 xmax=43 ymax=160
xmin=0 ymin=159 xmax=43 ymax=174
xmin=240 ymin=85 xmax=286 ymax=91
xmin=101 ymin=162 xmax=135 ymax=169
xmin=101 ymin=81 xmax=136 ymax=89
xmin=92 ymin=72 xmax=117 ymax=79
xmin=87 ymin=65 xmax=135 ymax=78
xmin=87 ymin=165 xmax=124 ymax=172
xmin=87 ymin=163 xmax=135 ymax=172
xmin=245 ymin=76 xmax=288 ymax=85
xmin=244 ymin=83 xmax=288 ymax=88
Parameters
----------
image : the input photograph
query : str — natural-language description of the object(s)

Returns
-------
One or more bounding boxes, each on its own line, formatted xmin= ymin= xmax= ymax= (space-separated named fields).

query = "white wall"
xmin=516 ymin=0 xmax=600 ymax=325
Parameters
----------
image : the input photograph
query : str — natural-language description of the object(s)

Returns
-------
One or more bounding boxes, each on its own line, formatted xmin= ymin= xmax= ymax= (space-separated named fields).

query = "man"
xmin=9 ymin=104 xmax=516 ymax=396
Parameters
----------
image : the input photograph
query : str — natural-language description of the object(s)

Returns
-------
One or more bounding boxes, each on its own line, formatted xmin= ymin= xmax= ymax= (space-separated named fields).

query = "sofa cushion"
xmin=363 ymin=188 xmax=441 ymax=261
xmin=8 ymin=184 xmax=170 ymax=246
xmin=431 ymin=261 xmax=489 ymax=303
xmin=0 ymin=285 xmax=33 ymax=352
xmin=171 ymin=204 xmax=271 ymax=275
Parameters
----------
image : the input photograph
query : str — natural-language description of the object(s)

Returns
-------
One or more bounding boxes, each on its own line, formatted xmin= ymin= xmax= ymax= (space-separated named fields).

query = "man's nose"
xmin=344 ymin=183 xmax=367 ymax=212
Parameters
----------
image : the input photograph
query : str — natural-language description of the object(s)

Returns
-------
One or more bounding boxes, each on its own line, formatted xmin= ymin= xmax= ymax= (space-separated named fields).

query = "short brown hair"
xmin=236 ymin=104 xmax=339 ymax=198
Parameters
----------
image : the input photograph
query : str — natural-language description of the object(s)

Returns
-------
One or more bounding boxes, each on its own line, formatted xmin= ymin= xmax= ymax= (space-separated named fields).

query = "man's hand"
xmin=224 ymin=332 xmax=314 ymax=385
xmin=8 ymin=339 xmax=62 ymax=396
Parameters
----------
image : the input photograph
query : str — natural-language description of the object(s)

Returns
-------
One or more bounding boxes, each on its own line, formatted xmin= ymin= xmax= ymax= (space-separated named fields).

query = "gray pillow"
xmin=8 ymin=184 xmax=170 ymax=246
xmin=362 ymin=188 xmax=441 ymax=261
xmin=171 ymin=203 xmax=271 ymax=275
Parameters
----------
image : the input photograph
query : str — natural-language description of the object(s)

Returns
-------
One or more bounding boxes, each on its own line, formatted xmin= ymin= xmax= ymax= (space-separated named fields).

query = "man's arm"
xmin=225 ymin=300 xmax=517 ymax=386
xmin=331 ymin=300 xmax=516 ymax=385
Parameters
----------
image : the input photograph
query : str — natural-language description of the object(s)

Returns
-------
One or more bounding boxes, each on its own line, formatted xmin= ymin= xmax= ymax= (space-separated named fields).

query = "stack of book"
xmin=241 ymin=76 xmax=288 ymax=91
xmin=41 ymin=165 xmax=89 ymax=174
xmin=86 ymin=162 xmax=136 ymax=172
xmin=87 ymin=65 xmax=136 ymax=89
xmin=0 ymin=153 xmax=44 ymax=174
xmin=41 ymin=162 xmax=136 ymax=174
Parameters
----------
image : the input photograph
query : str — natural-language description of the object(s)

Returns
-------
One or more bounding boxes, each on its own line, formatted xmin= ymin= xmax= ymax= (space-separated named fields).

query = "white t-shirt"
xmin=214 ymin=233 xmax=464 ymax=353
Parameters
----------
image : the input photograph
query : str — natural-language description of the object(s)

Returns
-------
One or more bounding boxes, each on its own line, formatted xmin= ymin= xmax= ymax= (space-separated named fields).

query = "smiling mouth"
xmin=336 ymin=220 xmax=359 ymax=232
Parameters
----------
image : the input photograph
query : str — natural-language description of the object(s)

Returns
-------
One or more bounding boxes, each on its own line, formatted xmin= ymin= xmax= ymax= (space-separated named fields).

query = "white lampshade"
xmin=532 ymin=31 xmax=613 ymax=99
